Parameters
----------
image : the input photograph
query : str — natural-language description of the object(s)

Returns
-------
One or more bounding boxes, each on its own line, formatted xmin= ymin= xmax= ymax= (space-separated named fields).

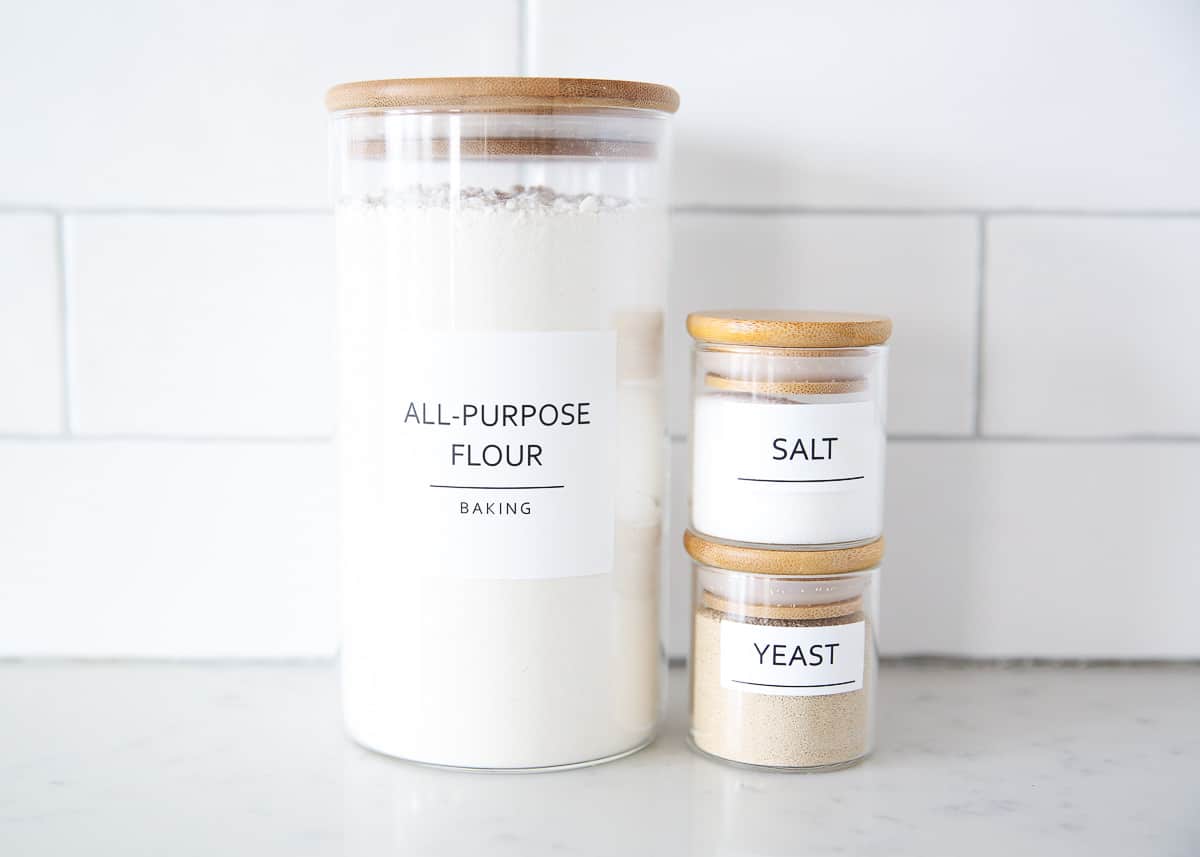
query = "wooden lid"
xmin=704 ymin=373 xmax=867 ymax=395
xmin=326 ymin=77 xmax=680 ymax=114
xmin=684 ymin=529 xmax=883 ymax=576
xmin=701 ymin=590 xmax=863 ymax=621
xmin=687 ymin=310 xmax=892 ymax=348
xmin=347 ymin=136 xmax=658 ymax=160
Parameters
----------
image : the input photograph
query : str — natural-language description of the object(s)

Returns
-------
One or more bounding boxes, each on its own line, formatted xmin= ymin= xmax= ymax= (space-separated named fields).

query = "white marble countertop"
xmin=1 ymin=661 xmax=1196 ymax=856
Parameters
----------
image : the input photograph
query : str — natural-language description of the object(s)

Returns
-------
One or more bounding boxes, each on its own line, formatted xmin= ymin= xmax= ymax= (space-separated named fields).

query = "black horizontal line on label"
xmin=731 ymin=679 xmax=857 ymax=689
xmin=429 ymin=484 xmax=565 ymax=490
xmin=737 ymin=476 xmax=866 ymax=483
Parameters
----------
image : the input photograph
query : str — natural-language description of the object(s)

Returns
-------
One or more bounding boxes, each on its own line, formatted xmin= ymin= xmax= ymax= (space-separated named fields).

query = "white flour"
xmin=336 ymin=185 xmax=667 ymax=768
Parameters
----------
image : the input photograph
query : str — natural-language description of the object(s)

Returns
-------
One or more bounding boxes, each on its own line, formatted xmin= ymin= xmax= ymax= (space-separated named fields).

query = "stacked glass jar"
xmin=685 ymin=310 xmax=891 ymax=771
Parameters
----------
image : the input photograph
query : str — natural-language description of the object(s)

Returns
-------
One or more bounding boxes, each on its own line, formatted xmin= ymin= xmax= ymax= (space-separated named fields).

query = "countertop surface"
xmin=2 ymin=661 xmax=1197 ymax=856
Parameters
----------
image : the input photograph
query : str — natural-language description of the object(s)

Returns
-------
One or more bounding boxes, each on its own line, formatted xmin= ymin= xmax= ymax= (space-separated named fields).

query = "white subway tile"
xmin=883 ymin=440 xmax=1200 ymax=658
xmin=983 ymin=218 xmax=1200 ymax=437
xmin=531 ymin=0 xmax=1200 ymax=209
xmin=0 ymin=440 xmax=336 ymax=657
xmin=672 ymin=437 xmax=1200 ymax=659
xmin=70 ymin=215 xmax=335 ymax=436
xmin=669 ymin=213 xmax=978 ymax=437
xmin=0 ymin=215 xmax=63 ymax=433
xmin=0 ymin=1 xmax=518 ymax=208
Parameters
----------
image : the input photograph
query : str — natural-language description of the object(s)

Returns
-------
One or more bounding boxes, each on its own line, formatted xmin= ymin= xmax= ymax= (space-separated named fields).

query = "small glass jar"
xmin=686 ymin=530 xmax=881 ymax=771
xmin=687 ymin=310 xmax=890 ymax=547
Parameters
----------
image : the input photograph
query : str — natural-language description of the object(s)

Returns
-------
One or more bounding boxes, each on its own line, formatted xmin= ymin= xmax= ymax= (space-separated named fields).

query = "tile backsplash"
xmin=2 ymin=0 xmax=1197 ymax=659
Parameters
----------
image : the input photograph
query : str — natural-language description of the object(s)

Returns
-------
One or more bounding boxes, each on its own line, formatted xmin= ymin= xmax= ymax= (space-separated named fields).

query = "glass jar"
xmin=686 ymin=530 xmax=881 ymax=770
xmin=687 ymin=310 xmax=891 ymax=547
xmin=327 ymin=77 xmax=678 ymax=770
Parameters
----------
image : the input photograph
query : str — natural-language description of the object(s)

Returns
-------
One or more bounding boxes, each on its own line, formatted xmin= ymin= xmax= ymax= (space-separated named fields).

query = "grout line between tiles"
xmin=0 ymin=654 xmax=1195 ymax=668
xmin=12 ymin=434 xmax=1194 ymax=449
xmin=517 ymin=0 xmax=531 ymax=75
xmin=4 ymin=205 xmax=1200 ymax=218
xmin=0 ymin=656 xmax=336 ymax=666
xmin=0 ymin=433 xmax=332 ymax=445
xmin=952 ymin=208 xmax=1200 ymax=219
xmin=0 ymin=206 xmax=331 ymax=216
xmin=673 ymin=205 xmax=978 ymax=217
xmin=668 ymin=433 xmax=1200 ymax=445
xmin=973 ymin=215 xmax=988 ymax=436
xmin=57 ymin=214 xmax=76 ymax=435
xmin=959 ymin=434 xmax=1200 ymax=445
xmin=670 ymin=205 xmax=1200 ymax=218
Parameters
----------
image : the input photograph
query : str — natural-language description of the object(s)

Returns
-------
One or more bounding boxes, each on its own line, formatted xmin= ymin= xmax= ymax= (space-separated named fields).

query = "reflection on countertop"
xmin=1 ymin=661 xmax=1197 ymax=856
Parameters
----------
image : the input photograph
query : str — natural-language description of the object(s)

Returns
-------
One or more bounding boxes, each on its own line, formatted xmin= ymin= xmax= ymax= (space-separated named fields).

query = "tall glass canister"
xmin=327 ymin=78 xmax=677 ymax=769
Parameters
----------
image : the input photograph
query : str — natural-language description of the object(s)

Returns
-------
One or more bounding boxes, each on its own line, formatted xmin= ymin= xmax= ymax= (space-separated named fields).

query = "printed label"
xmin=720 ymin=620 xmax=866 ymax=697
xmin=695 ymin=399 xmax=882 ymax=490
xmin=691 ymin=398 xmax=885 ymax=542
xmin=392 ymin=331 xmax=616 ymax=580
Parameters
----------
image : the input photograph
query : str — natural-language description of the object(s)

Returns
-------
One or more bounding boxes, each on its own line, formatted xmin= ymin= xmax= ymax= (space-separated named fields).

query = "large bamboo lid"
xmin=687 ymin=310 xmax=892 ymax=348
xmin=684 ymin=530 xmax=883 ymax=576
xmin=326 ymin=77 xmax=680 ymax=114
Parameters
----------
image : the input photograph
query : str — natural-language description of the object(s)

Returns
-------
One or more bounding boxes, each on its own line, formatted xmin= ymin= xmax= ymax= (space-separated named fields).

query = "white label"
xmin=391 ymin=331 xmax=616 ymax=580
xmin=720 ymin=620 xmax=866 ymax=697
xmin=691 ymin=398 xmax=885 ymax=544
xmin=698 ymin=399 xmax=880 ymax=489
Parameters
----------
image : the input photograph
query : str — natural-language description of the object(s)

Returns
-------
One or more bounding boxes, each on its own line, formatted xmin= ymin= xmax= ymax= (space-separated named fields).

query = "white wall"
xmin=2 ymin=0 xmax=1198 ymax=660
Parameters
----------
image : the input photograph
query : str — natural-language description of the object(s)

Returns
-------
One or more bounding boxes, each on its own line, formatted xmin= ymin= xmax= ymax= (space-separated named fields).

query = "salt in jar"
xmin=687 ymin=310 xmax=891 ymax=547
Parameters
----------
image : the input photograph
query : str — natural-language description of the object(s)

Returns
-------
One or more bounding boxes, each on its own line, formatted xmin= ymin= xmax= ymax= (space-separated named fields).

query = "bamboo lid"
xmin=687 ymin=310 xmax=892 ymax=348
xmin=701 ymin=590 xmax=863 ymax=621
xmin=704 ymin=373 xmax=867 ymax=395
xmin=684 ymin=530 xmax=883 ymax=576
xmin=326 ymin=77 xmax=680 ymax=114
xmin=347 ymin=136 xmax=658 ymax=160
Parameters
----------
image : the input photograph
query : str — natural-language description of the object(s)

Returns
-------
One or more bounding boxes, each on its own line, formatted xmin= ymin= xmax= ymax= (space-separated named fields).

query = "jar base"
xmin=346 ymin=730 xmax=658 ymax=774
xmin=686 ymin=735 xmax=871 ymax=773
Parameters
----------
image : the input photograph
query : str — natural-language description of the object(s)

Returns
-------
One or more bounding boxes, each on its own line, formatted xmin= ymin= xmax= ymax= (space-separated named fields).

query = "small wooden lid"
xmin=687 ymin=310 xmax=892 ymax=348
xmin=704 ymin=373 xmax=867 ymax=395
xmin=684 ymin=529 xmax=883 ymax=576
xmin=702 ymin=590 xmax=863 ymax=621
xmin=326 ymin=77 xmax=680 ymax=114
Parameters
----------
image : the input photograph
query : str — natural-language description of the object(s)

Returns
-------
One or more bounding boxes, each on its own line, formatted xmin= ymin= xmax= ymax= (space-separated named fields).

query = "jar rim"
xmin=325 ymin=76 xmax=680 ymax=115
xmin=684 ymin=529 xmax=884 ymax=576
xmin=687 ymin=310 xmax=892 ymax=348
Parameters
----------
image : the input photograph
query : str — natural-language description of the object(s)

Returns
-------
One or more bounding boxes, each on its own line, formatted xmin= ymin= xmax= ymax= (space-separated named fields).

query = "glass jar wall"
xmin=685 ymin=530 xmax=882 ymax=770
xmin=328 ymin=78 xmax=677 ymax=770
xmin=687 ymin=311 xmax=891 ymax=547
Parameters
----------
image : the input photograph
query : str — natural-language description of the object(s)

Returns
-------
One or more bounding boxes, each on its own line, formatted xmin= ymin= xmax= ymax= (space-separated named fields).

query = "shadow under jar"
xmin=687 ymin=310 xmax=891 ymax=548
xmin=686 ymin=530 xmax=882 ymax=771
xmin=328 ymin=77 xmax=678 ymax=770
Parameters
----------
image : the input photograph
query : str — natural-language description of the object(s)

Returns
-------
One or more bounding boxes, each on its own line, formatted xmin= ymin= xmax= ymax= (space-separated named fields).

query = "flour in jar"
xmin=336 ymin=185 xmax=668 ymax=768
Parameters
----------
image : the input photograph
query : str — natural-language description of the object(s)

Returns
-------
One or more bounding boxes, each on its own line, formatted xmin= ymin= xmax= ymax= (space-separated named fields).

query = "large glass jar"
xmin=327 ymin=77 xmax=678 ymax=770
